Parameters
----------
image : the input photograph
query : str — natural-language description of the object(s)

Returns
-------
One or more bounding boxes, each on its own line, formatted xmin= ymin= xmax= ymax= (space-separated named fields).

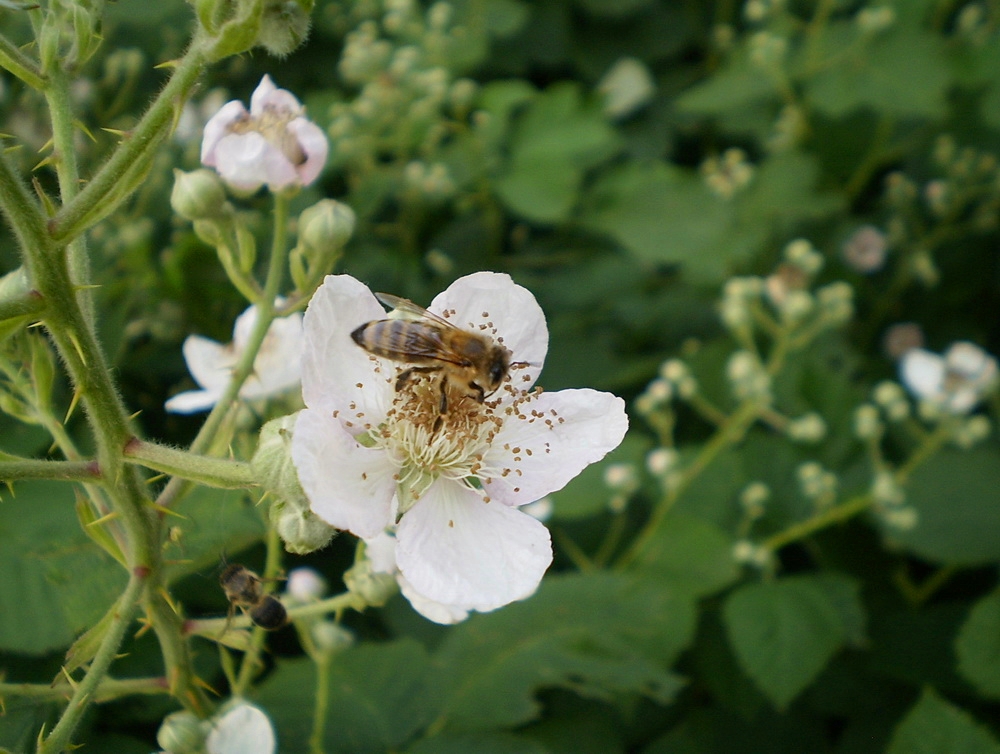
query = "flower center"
xmin=229 ymin=107 xmax=306 ymax=166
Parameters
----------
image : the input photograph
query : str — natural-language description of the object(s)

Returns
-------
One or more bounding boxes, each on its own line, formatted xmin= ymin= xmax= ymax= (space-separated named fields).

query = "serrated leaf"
xmin=955 ymin=587 xmax=1000 ymax=699
xmin=886 ymin=688 xmax=1000 ymax=754
xmin=886 ymin=448 xmax=1000 ymax=565
xmin=0 ymin=481 xmax=126 ymax=654
xmin=676 ymin=49 xmax=780 ymax=116
xmin=634 ymin=512 xmax=739 ymax=598
xmin=406 ymin=732 xmax=551 ymax=754
xmin=494 ymin=82 xmax=622 ymax=223
xmin=723 ymin=573 xmax=861 ymax=709
xmin=428 ymin=572 xmax=693 ymax=732
xmin=804 ymin=21 xmax=949 ymax=118
xmin=257 ymin=639 xmax=436 ymax=754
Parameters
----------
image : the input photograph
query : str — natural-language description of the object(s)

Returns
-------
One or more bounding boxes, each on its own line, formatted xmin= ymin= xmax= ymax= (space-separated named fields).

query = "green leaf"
xmin=257 ymin=639 xmax=436 ymax=754
xmin=0 ymin=481 xmax=126 ymax=654
xmin=428 ymin=572 xmax=692 ymax=732
xmin=494 ymin=82 xmax=622 ymax=223
xmin=634 ymin=512 xmax=739 ymax=598
xmin=578 ymin=152 xmax=839 ymax=285
xmin=723 ymin=573 xmax=862 ymax=709
xmin=406 ymin=732 xmax=551 ymax=754
xmin=676 ymin=50 xmax=780 ymax=116
xmin=955 ymin=587 xmax=1000 ymax=699
xmin=886 ymin=688 xmax=1000 ymax=754
xmin=164 ymin=486 xmax=267 ymax=582
xmin=887 ymin=448 xmax=1000 ymax=565
xmin=804 ymin=21 xmax=949 ymax=118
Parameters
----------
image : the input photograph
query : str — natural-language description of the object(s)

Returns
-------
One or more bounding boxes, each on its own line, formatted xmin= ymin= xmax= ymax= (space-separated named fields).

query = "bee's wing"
xmin=375 ymin=292 xmax=460 ymax=330
xmin=371 ymin=321 xmax=471 ymax=366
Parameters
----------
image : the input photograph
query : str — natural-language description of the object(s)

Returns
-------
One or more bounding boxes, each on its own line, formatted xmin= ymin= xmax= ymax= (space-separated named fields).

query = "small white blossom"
xmin=165 ymin=303 xmax=303 ymax=414
xmin=597 ymin=57 xmax=656 ymax=119
xmin=292 ymin=273 xmax=628 ymax=622
xmin=286 ymin=567 xmax=327 ymax=602
xmin=205 ymin=701 xmax=276 ymax=754
xmin=201 ymin=75 xmax=328 ymax=193
xmin=900 ymin=341 xmax=999 ymax=414
xmin=842 ymin=225 xmax=888 ymax=274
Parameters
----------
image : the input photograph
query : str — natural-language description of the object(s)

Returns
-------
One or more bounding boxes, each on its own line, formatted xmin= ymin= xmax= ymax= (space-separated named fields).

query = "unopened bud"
xmin=257 ymin=0 xmax=313 ymax=58
xmin=286 ymin=567 xmax=327 ymax=602
xmin=171 ymin=169 xmax=227 ymax=221
xmin=271 ymin=503 xmax=338 ymax=554
xmin=298 ymin=199 xmax=356 ymax=254
xmin=156 ymin=710 xmax=206 ymax=754
xmin=311 ymin=620 xmax=354 ymax=655
xmin=343 ymin=558 xmax=397 ymax=606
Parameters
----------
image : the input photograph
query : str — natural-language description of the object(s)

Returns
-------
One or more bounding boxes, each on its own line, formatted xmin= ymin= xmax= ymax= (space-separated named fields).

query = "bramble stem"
xmin=38 ymin=572 xmax=146 ymax=754
xmin=124 ymin=439 xmax=257 ymax=489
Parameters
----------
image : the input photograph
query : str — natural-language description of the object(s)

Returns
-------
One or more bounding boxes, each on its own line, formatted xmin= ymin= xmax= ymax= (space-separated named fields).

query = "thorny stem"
xmin=0 ymin=458 xmax=100 ymax=482
xmin=0 ymin=676 xmax=169 ymax=704
xmin=156 ymin=191 xmax=292 ymax=510
xmin=38 ymin=572 xmax=145 ymax=754
xmin=0 ymin=35 xmax=217 ymax=741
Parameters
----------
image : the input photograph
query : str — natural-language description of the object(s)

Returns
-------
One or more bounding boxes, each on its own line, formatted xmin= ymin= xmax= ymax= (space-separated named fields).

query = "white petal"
xmin=429 ymin=272 xmax=549 ymax=388
xmin=364 ymin=531 xmax=399 ymax=574
xmin=482 ymin=388 xmax=629 ymax=507
xmin=946 ymin=341 xmax=998 ymax=386
xmin=301 ymin=275 xmax=394 ymax=427
xmin=288 ymin=118 xmax=329 ymax=186
xmin=182 ymin=334 xmax=234 ymax=392
xmin=292 ymin=408 xmax=396 ymax=539
xmin=206 ymin=702 xmax=275 ymax=754
xmin=201 ymin=100 xmax=247 ymax=166
xmin=241 ymin=313 xmax=304 ymax=399
xmin=900 ymin=349 xmax=945 ymax=402
xmin=397 ymin=574 xmax=470 ymax=624
xmin=164 ymin=388 xmax=222 ymax=414
xmin=396 ymin=478 xmax=553 ymax=611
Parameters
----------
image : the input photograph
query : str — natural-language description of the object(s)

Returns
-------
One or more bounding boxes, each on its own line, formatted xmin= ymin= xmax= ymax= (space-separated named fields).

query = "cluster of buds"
xmin=327 ymin=0 xmax=479 ymax=208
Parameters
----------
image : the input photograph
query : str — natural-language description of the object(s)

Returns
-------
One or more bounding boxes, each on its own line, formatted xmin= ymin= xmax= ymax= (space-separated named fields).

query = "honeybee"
xmin=351 ymin=293 xmax=517 ymax=417
xmin=219 ymin=564 xmax=288 ymax=632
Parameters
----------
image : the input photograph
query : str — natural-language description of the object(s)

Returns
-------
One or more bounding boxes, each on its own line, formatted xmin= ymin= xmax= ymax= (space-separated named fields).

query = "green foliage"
xmin=886 ymin=688 xmax=1000 ymax=754
xmin=722 ymin=574 xmax=864 ymax=709
xmin=2 ymin=0 xmax=1000 ymax=751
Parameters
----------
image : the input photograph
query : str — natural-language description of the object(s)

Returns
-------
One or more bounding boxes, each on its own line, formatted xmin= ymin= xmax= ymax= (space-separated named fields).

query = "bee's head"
xmin=485 ymin=347 xmax=511 ymax=393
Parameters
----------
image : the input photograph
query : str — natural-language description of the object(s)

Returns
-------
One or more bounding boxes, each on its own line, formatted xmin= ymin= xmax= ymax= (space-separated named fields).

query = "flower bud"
xmin=311 ymin=620 xmax=354 ymax=656
xmin=257 ymin=0 xmax=313 ymax=58
xmin=156 ymin=710 xmax=207 ymax=754
xmin=787 ymin=412 xmax=826 ymax=443
xmin=171 ymin=169 xmax=227 ymax=221
xmin=286 ymin=567 xmax=327 ymax=602
xmin=253 ymin=415 xmax=308 ymax=507
xmin=271 ymin=502 xmax=338 ymax=554
xmin=343 ymin=557 xmax=398 ymax=607
xmin=298 ymin=199 xmax=356 ymax=254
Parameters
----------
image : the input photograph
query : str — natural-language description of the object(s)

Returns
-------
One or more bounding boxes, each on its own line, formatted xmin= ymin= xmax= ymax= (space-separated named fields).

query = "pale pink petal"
xmin=164 ymin=388 xmax=222 ymax=414
xmin=206 ymin=703 xmax=275 ymax=754
xmin=182 ymin=335 xmax=234 ymax=392
xmin=287 ymin=118 xmax=329 ymax=186
xmin=249 ymin=74 xmax=301 ymax=116
xmin=201 ymin=100 xmax=247 ymax=166
xmin=292 ymin=408 xmax=396 ymax=538
xmin=900 ymin=349 xmax=945 ymax=403
xmin=396 ymin=478 xmax=552 ymax=611
xmin=214 ymin=132 xmax=298 ymax=192
xmin=482 ymin=388 xmax=629 ymax=507
xmin=429 ymin=272 xmax=548 ymax=388
xmin=301 ymin=275 xmax=393 ymax=428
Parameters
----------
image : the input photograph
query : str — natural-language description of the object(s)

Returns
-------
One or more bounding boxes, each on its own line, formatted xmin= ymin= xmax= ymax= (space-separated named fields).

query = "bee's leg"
xmin=467 ymin=382 xmax=486 ymax=403
xmin=395 ymin=366 xmax=439 ymax=392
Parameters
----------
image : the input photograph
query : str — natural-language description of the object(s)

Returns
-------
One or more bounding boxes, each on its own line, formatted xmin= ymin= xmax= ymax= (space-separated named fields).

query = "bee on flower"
xmin=290 ymin=272 xmax=628 ymax=622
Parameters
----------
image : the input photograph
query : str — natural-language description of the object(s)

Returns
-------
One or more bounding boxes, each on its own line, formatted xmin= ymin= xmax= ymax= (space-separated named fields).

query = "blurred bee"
xmin=219 ymin=563 xmax=287 ymax=632
xmin=351 ymin=293 xmax=519 ymax=420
